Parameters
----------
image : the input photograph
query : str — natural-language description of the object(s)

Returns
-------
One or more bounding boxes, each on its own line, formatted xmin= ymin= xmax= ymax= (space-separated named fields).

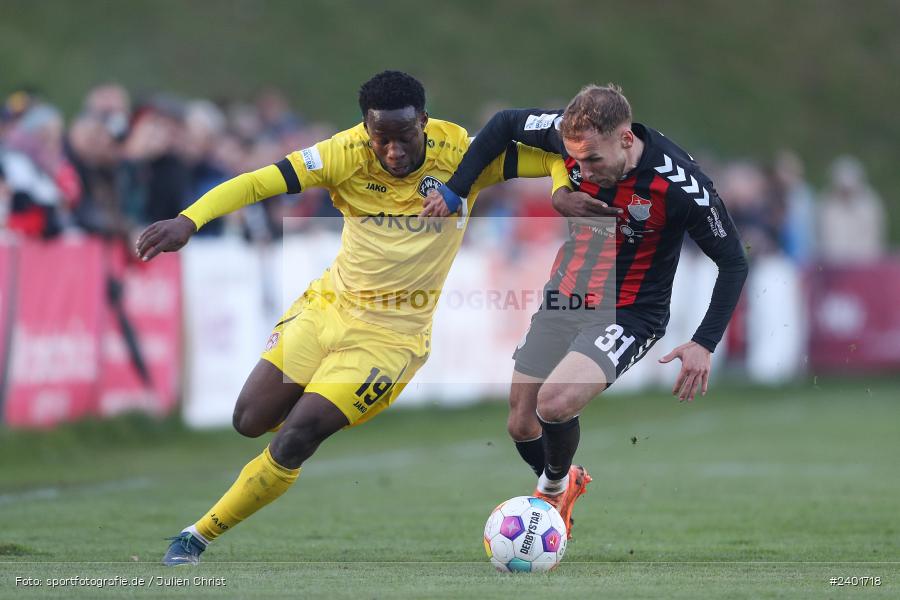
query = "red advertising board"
xmin=808 ymin=259 xmax=900 ymax=371
xmin=96 ymin=249 xmax=182 ymax=418
xmin=3 ymin=237 xmax=105 ymax=427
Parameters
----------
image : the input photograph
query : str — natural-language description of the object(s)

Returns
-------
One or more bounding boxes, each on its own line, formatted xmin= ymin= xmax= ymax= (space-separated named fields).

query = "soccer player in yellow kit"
xmin=136 ymin=71 xmax=570 ymax=565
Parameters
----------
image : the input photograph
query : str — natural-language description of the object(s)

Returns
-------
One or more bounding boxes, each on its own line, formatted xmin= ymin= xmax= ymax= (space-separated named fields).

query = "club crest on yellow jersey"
xmin=417 ymin=175 xmax=443 ymax=198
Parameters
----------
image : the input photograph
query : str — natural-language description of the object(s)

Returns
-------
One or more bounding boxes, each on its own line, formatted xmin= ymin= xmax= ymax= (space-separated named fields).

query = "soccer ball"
xmin=483 ymin=496 xmax=567 ymax=572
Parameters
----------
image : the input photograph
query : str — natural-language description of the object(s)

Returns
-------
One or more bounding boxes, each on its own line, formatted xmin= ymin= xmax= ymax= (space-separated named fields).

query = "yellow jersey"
xmin=183 ymin=118 xmax=569 ymax=333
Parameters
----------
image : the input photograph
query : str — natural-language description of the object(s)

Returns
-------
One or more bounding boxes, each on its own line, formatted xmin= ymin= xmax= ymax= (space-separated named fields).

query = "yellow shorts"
xmin=261 ymin=276 xmax=430 ymax=427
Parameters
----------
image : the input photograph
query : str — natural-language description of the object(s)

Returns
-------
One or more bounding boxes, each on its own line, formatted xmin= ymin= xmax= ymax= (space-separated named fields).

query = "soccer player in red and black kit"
xmin=424 ymin=84 xmax=749 ymax=537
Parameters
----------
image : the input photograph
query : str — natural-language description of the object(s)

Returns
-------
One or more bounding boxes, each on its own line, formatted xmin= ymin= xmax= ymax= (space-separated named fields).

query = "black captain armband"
xmin=275 ymin=158 xmax=302 ymax=194
xmin=502 ymin=142 xmax=519 ymax=181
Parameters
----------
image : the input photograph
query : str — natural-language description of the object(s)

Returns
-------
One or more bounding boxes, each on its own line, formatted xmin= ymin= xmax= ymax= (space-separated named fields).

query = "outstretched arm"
xmin=445 ymin=108 xmax=566 ymax=199
xmin=426 ymin=108 xmax=622 ymax=218
xmin=136 ymin=164 xmax=287 ymax=261
xmin=137 ymin=133 xmax=352 ymax=261
xmin=421 ymin=140 xmax=571 ymax=217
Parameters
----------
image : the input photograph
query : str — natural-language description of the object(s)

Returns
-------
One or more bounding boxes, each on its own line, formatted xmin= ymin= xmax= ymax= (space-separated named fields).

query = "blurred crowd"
xmin=703 ymin=151 xmax=888 ymax=266
xmin=0 ymin=84 xmax=890 ymax=265
xmin=0 ymin=84 xmax=339 ymax=245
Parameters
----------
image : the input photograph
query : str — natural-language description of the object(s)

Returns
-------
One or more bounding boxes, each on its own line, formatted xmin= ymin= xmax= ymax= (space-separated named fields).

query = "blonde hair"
xmin=560 ymin=83 xmax=632 ymax=138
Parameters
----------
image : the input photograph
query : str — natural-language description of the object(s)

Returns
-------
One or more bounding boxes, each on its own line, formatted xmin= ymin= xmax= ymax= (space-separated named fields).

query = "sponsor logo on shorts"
xmin=264 ymin=332 xmax=280 ymax=351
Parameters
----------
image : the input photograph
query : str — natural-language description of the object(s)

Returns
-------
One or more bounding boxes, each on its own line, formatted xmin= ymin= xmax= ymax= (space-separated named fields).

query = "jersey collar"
xmin=628 ymin=123 xmax=656 ymax=178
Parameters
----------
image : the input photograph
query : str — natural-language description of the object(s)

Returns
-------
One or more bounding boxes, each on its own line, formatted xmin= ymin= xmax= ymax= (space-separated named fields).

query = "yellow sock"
xmin=193 ymin=446 xmax=299 ymax=542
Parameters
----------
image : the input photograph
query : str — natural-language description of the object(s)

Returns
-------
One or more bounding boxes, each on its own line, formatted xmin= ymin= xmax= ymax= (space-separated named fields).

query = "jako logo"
xmin=366 ymin=182 xmax=387 ymax=193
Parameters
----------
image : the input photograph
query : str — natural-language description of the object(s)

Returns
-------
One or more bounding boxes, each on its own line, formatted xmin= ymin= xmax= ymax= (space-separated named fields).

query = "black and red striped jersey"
xmin=446 ymin=108 xmax=748 ymax=352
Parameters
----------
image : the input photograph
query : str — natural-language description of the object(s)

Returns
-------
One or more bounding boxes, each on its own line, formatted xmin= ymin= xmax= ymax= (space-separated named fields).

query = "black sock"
xmin=539 ymin=415 xmax=580 ymax=481
xmin=514 ymin=437 xmax=545 ymax=477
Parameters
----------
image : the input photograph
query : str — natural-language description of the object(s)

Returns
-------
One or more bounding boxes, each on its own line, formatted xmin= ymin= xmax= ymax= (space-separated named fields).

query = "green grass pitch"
xmin=1 ymin=377 xmax=898 ymax=598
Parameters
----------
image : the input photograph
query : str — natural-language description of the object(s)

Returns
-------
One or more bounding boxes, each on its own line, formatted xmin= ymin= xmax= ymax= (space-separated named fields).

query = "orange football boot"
xmin=534 ymin=465 xmax=591 ymax=539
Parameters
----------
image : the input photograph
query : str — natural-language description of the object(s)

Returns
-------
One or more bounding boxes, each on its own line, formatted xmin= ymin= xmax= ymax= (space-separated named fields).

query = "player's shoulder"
xmin=638 ymin=123 xmax=713 ymax=207
xmin=424 ymin=118 xmax=470 ymax=167
xmin=426 ymin=118 xmax=470 ymax=148
xmin=326 ymin=122 xmax=371 ymax=157
xmin=518 ymin=108 xmax=565 ymax=133
xmin=289 ymin=122 xmax=369 ymax=181
xmin=639 ymin=124 xmax=697 ymax=171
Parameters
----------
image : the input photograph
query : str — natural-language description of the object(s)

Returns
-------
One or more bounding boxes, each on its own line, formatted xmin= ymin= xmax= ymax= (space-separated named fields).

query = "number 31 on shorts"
xmin=594 ymin=324 xmax=635 ymax=366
